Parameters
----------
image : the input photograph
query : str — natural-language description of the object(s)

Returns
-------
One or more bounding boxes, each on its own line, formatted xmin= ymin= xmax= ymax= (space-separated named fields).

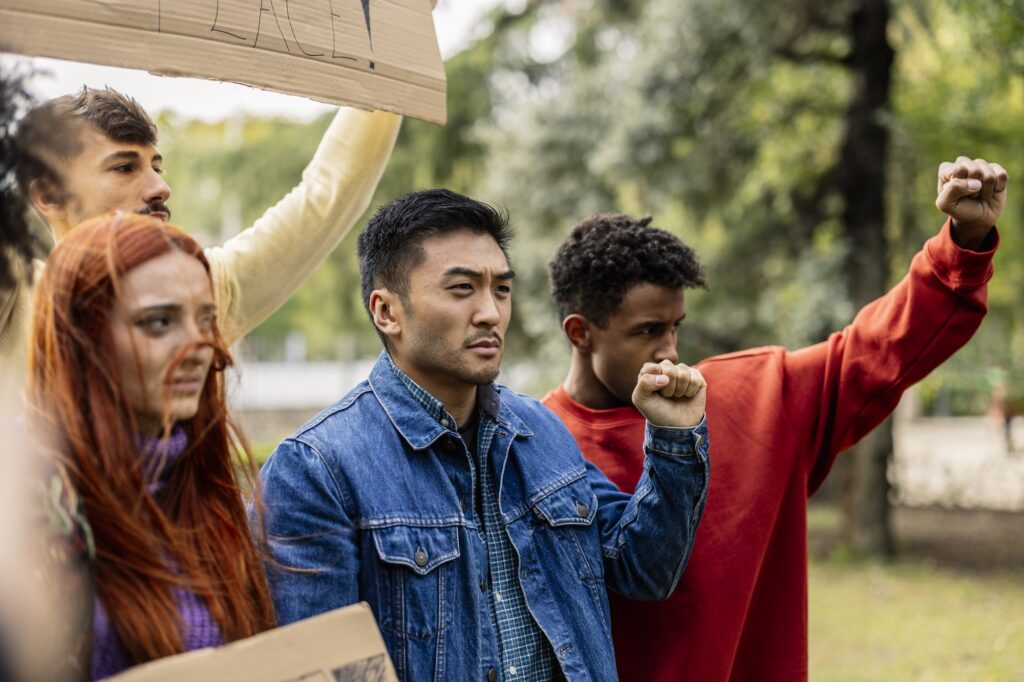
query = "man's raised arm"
xmin=205 ymin=107 xmax=402 ymax=344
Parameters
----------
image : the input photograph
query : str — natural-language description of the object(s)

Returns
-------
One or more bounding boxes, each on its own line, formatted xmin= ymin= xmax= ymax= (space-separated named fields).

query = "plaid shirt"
xmin=391 ymin=357 xmax=559 ymax=681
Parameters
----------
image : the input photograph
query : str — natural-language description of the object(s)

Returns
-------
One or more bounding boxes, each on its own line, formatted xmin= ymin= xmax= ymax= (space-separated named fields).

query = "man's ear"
xmin=563 ymin=314 xmax=593 ymax=353
xmin=27 ymin=177 xmax=67 ymax=229
xmin=370 ymin=288 xmax=404 ymax=341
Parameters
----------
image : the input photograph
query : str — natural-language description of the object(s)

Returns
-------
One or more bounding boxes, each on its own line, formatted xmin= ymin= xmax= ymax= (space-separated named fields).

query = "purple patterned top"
xmin=91 ymin=425 xmax=224 ymax=680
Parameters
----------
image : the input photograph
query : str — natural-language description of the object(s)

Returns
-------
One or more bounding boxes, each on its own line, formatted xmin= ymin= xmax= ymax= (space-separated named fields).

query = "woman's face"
xmin=108 ymin=250 xmax=217 ymax=435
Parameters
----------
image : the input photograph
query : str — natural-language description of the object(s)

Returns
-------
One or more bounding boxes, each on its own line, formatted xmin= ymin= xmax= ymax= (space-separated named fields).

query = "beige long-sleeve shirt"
xmin=0 ymin=107 xmax=401 ymax=417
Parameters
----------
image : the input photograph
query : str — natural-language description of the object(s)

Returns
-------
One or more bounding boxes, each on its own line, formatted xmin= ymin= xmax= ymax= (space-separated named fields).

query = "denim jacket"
xmin=260 ymin=354 xmax=710 ymax=681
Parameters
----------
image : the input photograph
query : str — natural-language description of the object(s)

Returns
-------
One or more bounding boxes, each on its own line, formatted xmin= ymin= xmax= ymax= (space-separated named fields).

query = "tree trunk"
xmin=834 ymin=0 xmax=896 ymax=557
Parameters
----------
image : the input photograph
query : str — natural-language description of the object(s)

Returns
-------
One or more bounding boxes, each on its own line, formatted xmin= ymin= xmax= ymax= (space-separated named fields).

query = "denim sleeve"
xmin=259 ymin=438 xmax=360 ymax=625
xmin=587 ymin=417 xmax=710 ymax=601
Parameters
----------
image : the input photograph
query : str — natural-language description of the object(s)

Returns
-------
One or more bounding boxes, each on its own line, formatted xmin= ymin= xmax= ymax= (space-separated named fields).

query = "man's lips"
xmin=467 ymin=337 xmax=501 ymax=357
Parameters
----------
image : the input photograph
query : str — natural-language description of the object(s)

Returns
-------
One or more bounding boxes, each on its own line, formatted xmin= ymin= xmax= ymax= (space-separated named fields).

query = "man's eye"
xmin=153 ymin=166 xmax=164 ymax=175
xmin=496 ymin=285 xmax=512 ymax=296
xmin=450 ymin=283 xmax=473 ymax=293
xmin=113 ymin=164 xmax=134 ymax=174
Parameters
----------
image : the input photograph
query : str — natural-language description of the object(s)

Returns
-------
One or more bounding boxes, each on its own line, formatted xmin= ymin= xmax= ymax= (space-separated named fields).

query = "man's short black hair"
xmin=358 ymin=189 xmax=513 ymax=339
xmin=548 ymin=213 xmax=707 ymax=327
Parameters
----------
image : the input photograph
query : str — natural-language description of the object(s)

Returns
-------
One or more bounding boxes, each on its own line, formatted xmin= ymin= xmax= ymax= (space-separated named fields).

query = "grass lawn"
xmin=808 ymin=505 xmax=1024 ymax=681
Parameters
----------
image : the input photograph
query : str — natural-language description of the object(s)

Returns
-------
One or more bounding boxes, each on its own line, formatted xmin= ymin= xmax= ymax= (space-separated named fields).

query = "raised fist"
xmin=631 ymin=360 xmax=707 ymax=428
xmin=936 ymin=157 xmax=1008 ymax=247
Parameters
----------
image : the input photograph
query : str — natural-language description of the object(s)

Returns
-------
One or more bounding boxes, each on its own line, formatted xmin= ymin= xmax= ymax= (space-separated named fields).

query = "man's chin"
xmin=462 ymin=362 xmax=501 ymax=386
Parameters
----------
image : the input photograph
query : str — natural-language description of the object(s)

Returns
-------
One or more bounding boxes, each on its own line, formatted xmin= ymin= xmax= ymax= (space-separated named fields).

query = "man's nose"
xmin=144 ymin=168 xmax=171 ymax=206
xmin=474 ymin=292 xmax=502 ymax=327
xmin=653 ymin=334 xmax=679 ymax=364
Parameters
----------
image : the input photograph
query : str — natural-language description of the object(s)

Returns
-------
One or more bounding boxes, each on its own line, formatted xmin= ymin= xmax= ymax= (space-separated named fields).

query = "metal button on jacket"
xmin=487 ymin=668 xmax=497 ymax=682
xmin=414 ymin=547 xmax=428 ymax=568
xmin=575 ymin=500 xmax=589 ymax=518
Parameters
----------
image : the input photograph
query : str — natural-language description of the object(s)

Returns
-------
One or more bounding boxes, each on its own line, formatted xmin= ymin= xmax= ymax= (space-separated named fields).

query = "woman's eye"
xmin=137 ymin=315 xmax=171 ymax=335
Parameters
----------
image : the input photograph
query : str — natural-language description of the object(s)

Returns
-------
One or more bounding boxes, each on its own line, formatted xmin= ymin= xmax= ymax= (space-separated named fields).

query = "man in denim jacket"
xmin=260 ymin=189 xmax=710 ymax=682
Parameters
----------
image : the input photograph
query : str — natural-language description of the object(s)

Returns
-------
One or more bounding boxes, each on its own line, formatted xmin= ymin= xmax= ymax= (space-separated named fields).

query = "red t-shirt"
xmin=543 ymin=219 xmax=994 ymax=681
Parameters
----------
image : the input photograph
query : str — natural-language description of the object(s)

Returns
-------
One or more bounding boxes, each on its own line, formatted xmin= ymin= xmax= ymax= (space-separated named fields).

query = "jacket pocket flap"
xmin=371 ymin=525 xmax=460 ymax=575
xmin=532 ymin=478 xmax=597 ymax=527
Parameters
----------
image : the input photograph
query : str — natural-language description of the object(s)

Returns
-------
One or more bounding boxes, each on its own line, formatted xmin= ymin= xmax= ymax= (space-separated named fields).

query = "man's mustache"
xmin=136 ymin=203 xmax=172 ymax=220
xmin=466 ymin=332 xmax=503 ymax=347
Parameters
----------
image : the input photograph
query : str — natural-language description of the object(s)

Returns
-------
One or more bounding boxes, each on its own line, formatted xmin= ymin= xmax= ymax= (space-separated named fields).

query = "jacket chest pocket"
xmin=368 ymin=524 xmax=460 ymax=641
xmin=531 ymin=476 xmax=603 ymax=582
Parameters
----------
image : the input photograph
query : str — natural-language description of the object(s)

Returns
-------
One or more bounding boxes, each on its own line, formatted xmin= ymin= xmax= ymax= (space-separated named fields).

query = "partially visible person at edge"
xmin=258 ymin=189 xmax=710 ymax=681
xmin=1 ymin=85 xmax=401 ymax=416
xmin=26 ymin=212 xmax=276 ymax=680
xmin=0 ymin=65 xmax=69 ymax=682
xmin=542 ymin=157 xmax=1007 ymax=681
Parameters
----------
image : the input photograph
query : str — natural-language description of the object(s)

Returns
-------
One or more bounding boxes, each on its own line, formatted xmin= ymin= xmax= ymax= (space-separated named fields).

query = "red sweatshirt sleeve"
xmin=782 ymin=218 xmax=995 ymax=492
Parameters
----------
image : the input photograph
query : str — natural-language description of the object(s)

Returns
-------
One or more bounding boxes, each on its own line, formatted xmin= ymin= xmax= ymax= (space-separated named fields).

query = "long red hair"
xmin=27 ymin=213 xmax=274 ymax=664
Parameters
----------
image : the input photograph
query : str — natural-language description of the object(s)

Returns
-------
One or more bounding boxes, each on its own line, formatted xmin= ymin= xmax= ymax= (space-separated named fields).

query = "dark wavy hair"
xmin=548 ymin=213 xmax=707 ymax=326
xmin=0 ymin=68 xmax=39 ymax=288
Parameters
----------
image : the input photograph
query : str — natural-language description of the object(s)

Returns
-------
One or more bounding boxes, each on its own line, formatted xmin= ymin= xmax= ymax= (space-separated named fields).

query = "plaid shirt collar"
xmin=369 ymin=352 xmax=522 ymax=451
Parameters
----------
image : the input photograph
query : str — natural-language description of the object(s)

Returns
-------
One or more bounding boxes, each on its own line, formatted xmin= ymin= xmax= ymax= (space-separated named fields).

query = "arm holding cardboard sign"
xmin=206 ymin=107 xmax=401 ymax=344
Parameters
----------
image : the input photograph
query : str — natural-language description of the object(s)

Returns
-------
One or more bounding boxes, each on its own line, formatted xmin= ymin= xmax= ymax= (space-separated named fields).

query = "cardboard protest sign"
xmin=0 ymin=0 xmax=446 ymax=124
xmin=108 ymin=602 xmax=398 ymax=682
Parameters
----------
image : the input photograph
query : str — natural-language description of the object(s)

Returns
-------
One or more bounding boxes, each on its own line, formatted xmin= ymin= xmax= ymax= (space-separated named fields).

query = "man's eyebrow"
xmin=629 ymin=313 xmax=686 ymax=329
xmin=100 ymin=150 xmax=141 ymax=165
xmin=442 ymin=267 xmax=517 ymax=280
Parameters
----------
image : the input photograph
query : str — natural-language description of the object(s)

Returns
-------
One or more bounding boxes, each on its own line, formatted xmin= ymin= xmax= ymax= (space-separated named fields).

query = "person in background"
xmin=543 ymin=157 xmax=1007 ymax=681
xmin=27 ymin=212 xmax=276 ymax=679
xmin=2 ymin=86 xmax=401 ymax=416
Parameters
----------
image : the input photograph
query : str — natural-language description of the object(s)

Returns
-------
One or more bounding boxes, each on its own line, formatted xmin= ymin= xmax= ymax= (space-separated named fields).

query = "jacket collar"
xmin=367 ymin=352 xmax=532 ymax=451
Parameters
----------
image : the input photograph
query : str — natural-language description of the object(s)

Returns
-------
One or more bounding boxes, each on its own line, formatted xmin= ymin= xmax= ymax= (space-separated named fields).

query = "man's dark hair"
xmin=1 ymin=69 xmax=40 ymax=288
xmin=14 ymin=87 xmax=158 ymax=200
xmin=358 ymin=189 xmax=513 ymax=341
xmin=548 ymin=213 xmax=707 ymax=326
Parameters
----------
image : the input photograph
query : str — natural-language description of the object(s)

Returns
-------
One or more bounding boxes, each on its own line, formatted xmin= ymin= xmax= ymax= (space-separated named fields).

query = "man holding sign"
xmin=1 ymin=88 xmax=400 ymax=414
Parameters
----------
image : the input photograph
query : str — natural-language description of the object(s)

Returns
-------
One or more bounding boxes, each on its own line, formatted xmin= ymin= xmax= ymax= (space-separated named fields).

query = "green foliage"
xmin=154 ymin=0 xmax=1022 ymax=411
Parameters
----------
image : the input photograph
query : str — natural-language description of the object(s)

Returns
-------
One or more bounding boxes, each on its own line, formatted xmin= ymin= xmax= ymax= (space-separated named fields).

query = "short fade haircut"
xmin=548 ymin=213 xmax=707 ymax=327
xmin=14 ymin=87 xmax=158 ymax=199
xmin=358 ymin=189 xmax=513 ymax=340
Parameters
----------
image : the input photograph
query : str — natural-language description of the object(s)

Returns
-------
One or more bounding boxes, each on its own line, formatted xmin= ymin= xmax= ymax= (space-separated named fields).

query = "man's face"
xmin=388 ymin=229 xmax=513 ymax=392
xmin=42 ymin=127 xmax=171 ymax=239
xmin=588 ymin=284 xmax=686 ymax=404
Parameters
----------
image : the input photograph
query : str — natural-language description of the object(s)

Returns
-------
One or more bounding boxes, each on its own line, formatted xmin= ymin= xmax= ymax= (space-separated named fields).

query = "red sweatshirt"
xmin=542 ymin=219 xmax=994 ymax=681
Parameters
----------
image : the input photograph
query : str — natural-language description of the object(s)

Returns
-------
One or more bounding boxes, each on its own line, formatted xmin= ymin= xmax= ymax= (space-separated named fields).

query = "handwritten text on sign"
xmin=0 ymin=0 xmax=447 ymax=123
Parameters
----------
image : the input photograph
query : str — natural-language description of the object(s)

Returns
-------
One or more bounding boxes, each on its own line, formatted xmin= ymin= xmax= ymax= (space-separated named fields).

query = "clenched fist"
xmin=631 ymin=360 xmax=707 ymax=428
xmin=936 ymin=156 xmax=1008 ymax=249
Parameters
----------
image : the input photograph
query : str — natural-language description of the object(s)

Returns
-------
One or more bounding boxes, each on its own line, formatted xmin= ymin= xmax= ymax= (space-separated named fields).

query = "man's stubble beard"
xmin=413 ymin=320 xmax=501 ymax=387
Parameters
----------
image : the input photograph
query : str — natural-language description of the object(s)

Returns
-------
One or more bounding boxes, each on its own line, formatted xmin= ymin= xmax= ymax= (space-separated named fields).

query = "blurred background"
xmin=7 ymin=0 xmax=1024 ymax=678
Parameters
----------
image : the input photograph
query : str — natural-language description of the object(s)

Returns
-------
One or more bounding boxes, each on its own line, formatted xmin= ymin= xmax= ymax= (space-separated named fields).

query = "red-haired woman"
xmin=27 ymin=212 xmax=275 ymax=680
